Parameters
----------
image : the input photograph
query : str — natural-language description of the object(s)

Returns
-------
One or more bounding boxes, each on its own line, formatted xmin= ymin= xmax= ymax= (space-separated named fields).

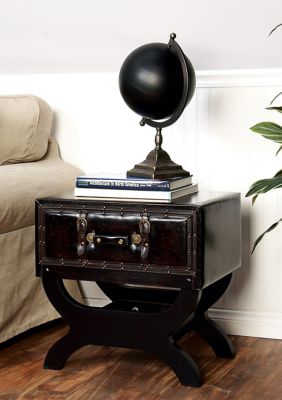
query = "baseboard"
xmin=208 ymin=308 xmax=282 ymax=339
xmin=82 ymin=298 xmax=282 ymax=340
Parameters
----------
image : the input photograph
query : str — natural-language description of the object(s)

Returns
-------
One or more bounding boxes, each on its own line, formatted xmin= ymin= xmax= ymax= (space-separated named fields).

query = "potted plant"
xmin=246 ymin=24 xmax=282 ymax=252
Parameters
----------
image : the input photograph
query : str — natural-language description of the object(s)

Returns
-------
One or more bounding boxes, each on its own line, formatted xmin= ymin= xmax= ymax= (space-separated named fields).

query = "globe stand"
xmin=127 ymin=127 xmax=190 ymax=179
xmin=121 ymin=33 xmax=196 ymax=180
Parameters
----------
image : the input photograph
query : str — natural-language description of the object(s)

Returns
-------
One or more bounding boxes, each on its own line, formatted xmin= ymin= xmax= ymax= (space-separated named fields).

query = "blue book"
xmin=76 ymin=172 xmax=193 ymax=192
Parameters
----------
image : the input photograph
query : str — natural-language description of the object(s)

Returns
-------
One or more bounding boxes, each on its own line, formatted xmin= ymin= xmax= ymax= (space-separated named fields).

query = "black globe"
xmin=119 ymin=42 xmax=195 ymax=121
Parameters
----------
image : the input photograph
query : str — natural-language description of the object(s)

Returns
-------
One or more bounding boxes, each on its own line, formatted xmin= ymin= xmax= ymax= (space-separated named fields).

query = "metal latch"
xmin=77 ymin=213 xmax=87 ymax=256
xmin=130 ymin=215 xmax=150 ymax=260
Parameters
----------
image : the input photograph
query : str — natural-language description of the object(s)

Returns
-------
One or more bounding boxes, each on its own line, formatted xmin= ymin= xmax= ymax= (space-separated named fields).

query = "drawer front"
xmin=37 ymin=204 xmax=200 ymax=278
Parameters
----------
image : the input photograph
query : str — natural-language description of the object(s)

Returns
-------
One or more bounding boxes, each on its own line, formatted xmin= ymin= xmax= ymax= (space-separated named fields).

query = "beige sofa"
xmin=0 ymin=94 xmax=82 ymax=343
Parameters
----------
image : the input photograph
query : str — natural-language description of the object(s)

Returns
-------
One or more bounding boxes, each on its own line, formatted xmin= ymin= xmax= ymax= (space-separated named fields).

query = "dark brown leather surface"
xmin=45 ymin=212 xmax=188 ymax=267
xmin=36 ymin=191 xmax=241 ymax=289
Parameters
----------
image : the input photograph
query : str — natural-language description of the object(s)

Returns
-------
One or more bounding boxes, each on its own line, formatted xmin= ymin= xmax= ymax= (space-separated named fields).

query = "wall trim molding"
xmin=209 ymin=308 xmax=282 ymax=339
xmin=196 ymin=68 xmax=282 ymax=88
xmin=1 ymin=69 xmax=282 ymax=89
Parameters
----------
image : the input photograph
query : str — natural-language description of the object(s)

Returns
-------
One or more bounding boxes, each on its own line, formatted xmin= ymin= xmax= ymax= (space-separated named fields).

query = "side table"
xmin=35 ymin=191 xmax=241 ymax=387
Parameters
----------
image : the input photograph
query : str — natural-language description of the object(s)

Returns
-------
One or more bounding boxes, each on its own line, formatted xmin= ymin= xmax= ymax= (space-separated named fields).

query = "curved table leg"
xmin=42 ymin=275 xmax=91 ymax=369
xmin=41 ymin=270 xmax=203 ymax=386
xmin=194 ymin=315 xmax=234 ymax=358
xmin=194 ymin=273 xmax=234 ymax=358
xmin=153 ymin=339 xmax=202 ymax=387
xmin=174 ymin=274 xmax=235 ymax=358
xmin=197 ymin=274 xmax=233 ymax=314
xmin=148 ymin=288 xmax=202 ymax=386
xmin=44 ymin=331 xmax=86 ymax=370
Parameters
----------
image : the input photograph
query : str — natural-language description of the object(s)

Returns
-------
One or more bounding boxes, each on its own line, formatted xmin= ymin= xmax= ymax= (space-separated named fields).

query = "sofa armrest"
xmin=0 ymin=151 xmax=82 ymax=234
xmin=42 ymin=137 xmax=61 ymax=160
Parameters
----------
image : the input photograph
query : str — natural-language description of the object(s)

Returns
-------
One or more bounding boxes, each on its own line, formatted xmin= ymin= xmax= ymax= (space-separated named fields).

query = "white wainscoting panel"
xmin=0 ymin=70 xmax=281 ymax=338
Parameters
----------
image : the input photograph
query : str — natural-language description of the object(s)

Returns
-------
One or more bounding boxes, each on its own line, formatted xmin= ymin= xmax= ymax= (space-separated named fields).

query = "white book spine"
xmin=75 ymin=187 xmax=173 ymax=199
xmin=74 ymin=184 xmax=198 ymax=200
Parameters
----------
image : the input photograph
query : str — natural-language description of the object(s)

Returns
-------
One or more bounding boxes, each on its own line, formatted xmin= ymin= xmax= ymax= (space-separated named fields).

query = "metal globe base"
xmin=127 ymin=128 xmax=190 ymax=179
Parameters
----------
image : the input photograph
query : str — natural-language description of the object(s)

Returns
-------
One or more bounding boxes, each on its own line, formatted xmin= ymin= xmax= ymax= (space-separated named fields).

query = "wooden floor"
xmin=0 ymin=322 xmax=281 ymax=400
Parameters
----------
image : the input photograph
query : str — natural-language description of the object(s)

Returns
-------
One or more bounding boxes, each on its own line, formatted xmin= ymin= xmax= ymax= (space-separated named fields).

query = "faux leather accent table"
xmin=35 ymin=191 xmax=241 ymax=387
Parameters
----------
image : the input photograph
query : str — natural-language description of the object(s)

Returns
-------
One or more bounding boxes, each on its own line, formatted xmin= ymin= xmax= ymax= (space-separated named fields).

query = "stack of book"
xmin=74 ymin=173 xmax=198 ymax=203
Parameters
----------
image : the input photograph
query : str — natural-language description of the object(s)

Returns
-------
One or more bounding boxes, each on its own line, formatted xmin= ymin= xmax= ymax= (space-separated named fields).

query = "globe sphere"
xmin=119 ymin=42 xmax=195 ymax=121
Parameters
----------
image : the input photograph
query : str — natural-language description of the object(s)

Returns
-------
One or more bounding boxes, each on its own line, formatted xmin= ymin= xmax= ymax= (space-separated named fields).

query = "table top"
xmin=37 ymin=190 xmax=240 ymax=209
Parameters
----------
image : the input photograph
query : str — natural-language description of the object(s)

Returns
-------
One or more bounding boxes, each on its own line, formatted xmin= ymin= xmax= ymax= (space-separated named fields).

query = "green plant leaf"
xmin=274 ymin=169 xmax=282 ymax=176
xmin=251 ymin=195 xmax=258 ymax=205
xmin=276 ymin=146 xmax=282 ymax=156
xmin=266 ymin=106 xmax=282 ymax=113
xmin=246 ymin=176 xmax=282 ymax=197
xmin=252 ymin=218 xmax=282 ymax=253
xmin=250 ymin=122 xmax=282 ymax=144
xmin=270 ymin=92 xmax=282 ymax=105
xmin=247 ymin=171 xmax=282 ymax=204
xmin=269 ymin=24 xmax=282 ymax=36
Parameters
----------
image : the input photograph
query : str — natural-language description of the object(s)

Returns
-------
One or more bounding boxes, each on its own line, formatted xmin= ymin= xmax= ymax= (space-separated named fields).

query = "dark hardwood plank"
xmin=0 ymin=323 xmax=281 ymax=399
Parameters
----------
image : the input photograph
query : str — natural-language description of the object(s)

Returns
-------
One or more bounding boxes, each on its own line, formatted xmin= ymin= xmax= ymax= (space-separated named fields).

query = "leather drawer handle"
xmin=86 ymin=233 xmax=129 ymax=247
xmin=76 ymin=215 xmax=151 ymax=260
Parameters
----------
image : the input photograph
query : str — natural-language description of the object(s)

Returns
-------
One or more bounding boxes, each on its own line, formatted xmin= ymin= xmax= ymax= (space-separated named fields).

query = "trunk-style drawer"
xmin=44 ymin=212 xmax=190 ymax=266
xmin=36 ymin=192 xmax=241 ymax=289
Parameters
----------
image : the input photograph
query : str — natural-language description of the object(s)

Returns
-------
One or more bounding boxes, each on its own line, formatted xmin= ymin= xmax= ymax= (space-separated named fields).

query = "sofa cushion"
xmin=0 ymin=139 xmax=81 ymax=234
xmin=0 ymin=95 xmax=52 ymax=165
